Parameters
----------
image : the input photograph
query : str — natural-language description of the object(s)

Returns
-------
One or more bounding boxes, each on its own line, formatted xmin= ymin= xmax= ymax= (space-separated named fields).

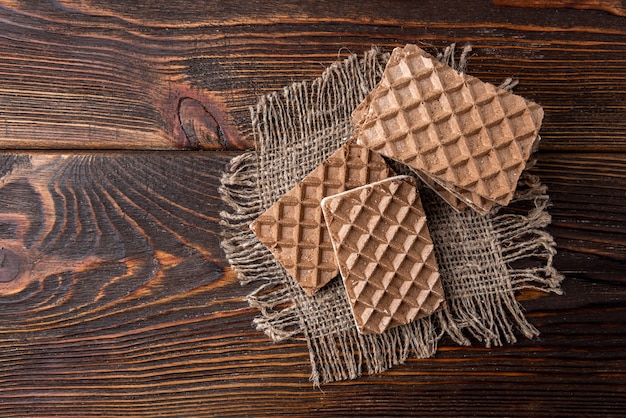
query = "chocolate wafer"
xmin=416 ymin=170 xmax=497 ymax=215
xmin=413 ymin=169 xmax=469 ymax=212
xmin=321 ymin=175 xmax=444 ymax=334
xmin=249 ymin=140 xmax=394 ymax=295
xmin=354 ymin=44 xmax=543 ymax=213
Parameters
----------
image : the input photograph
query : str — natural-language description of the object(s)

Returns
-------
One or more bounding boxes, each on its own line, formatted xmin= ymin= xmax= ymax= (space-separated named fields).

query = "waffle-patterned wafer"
xmin=321 ymin=175 xmax=444 ymax=334
xmin=250 ymin=140 xmax=393 ymax=295
xmin=354 ymin=44 xmax=543 ymax=212
xmin=413 ymin=170 xmax=469 ymax=212
xmin=416 ymin=170 xmax=498 ymax=215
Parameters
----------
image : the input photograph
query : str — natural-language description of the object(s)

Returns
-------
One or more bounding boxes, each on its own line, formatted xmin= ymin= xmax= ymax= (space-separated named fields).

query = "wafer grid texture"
xmin=250 ymin=141 xmax=393 ymax=295
xmin=355 ymin=44 xmax=543 ymax=209
xmin=322 ymin=176 xmax=444 ymax=334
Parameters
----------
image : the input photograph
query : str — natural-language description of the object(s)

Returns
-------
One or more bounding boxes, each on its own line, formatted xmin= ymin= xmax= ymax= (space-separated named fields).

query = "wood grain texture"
xmin=0 ymin=1 xmax=625 ymax=150
xmin=0 ymin=0 xmax=625 ymax=416
xmin=0 ymin=151 xmax=624 ymax=416
xmin=494 ymin=0 xmax=626 ymax=17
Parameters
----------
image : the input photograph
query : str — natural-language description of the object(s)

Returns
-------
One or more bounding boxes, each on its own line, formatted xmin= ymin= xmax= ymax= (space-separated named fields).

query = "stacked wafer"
xmin=353 ymin=44 xmax=543 ymax=215
xmin=321 ymin=175 xmax=444 ymax=334
xmin=249 ymin=43 xmax=543 ymax=335
xmin=250 ymin=140 xmax=394 ymax=296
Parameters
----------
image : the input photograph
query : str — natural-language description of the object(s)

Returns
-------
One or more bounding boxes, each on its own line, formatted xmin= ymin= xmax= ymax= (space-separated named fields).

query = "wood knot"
xmin=0 ymin=248 xmax=20 ymax=283
xmin=178 ymin=97 xmax=224 ymax=150
xmin=162 ymin=83 xmax=246 ymax=149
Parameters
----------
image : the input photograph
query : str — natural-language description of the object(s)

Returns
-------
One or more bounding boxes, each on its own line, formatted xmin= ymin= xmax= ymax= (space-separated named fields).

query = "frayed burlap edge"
xmin=431 ymin=170 xmax=563 ymax=348
xmin=219 ymin=46 xmax=563 ymax=385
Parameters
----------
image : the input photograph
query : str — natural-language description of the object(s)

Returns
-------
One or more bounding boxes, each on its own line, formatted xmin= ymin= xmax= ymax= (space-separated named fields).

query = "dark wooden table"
xmin=0 ymin=1 xmax=625 ymax=416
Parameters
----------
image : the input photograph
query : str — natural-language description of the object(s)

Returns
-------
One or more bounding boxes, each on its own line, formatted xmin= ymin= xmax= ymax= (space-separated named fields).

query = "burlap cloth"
xmin=220 ymin=46 xmax=563 ymax=385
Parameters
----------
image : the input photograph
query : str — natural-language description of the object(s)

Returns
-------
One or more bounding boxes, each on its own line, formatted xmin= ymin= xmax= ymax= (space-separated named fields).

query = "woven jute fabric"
xmin=219 ymin=46 xmax=563 ymax=385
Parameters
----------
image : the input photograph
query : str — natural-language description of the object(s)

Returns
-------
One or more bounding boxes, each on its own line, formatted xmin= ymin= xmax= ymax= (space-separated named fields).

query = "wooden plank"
xmin=0 ymin=151 xmax=624 ymax=416
xmin=0 ymin=1 xmax=625 ymax=150
xmin=494 ymin=0 xmax=626 ymax=17
xmin=536 ymin=152 xmax=626 ymax=280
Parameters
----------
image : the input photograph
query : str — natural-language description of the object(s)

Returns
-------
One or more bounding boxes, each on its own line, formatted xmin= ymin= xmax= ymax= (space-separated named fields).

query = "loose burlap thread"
xmin=219 ymin=46 xmax=563 ymax=385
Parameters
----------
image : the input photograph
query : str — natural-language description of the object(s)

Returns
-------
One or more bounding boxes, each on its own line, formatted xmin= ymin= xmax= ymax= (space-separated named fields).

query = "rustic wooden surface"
xmin=0 ymin=0 xmax=625 ymax=416
xmin=493 ymin=0 xmax=626 ymax=17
